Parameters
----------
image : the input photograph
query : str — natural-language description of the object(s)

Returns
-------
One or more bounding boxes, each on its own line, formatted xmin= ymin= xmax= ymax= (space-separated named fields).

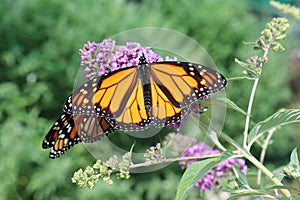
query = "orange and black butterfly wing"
xmin=149 ymin=62 xmax=226 ymax=126
xmin=62 ymin=59 xmax=226 ymax=131
xmin=42 ymin=113 xmax=115 ymax=158
xmin=64 ymin=77 xmax=101 ymax=115
xmin=64 ymin=67 xmax=139 ymax=117
xmin=74 ymin=114 xmax=115 ymax=143
xmin=64 ymin=67 xmax=151 ymax=131
xmin=42 ymin=113 xmax=81 ymax=159
xmin=149 ymin=80 xmax=187 ymax=127
xmin=104 ymin=77 xmax=152 ymax=131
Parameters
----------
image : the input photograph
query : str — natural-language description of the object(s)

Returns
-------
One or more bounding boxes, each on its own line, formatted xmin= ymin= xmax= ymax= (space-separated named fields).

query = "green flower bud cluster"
xmin=71 ymin=153 xmax=132 ymax=189
xmin=235 ymin=17 xmax=289 ymax=77
xmin=255 ymin=18 xmax=289 ymax=52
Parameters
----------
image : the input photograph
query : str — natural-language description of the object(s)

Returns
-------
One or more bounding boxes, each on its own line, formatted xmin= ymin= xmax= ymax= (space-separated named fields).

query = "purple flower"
xmin=179 ymin=142 xmax=247 ymax=191
xmin=79 ymin=39 xmax=176 ymax=80
xmin=246 ymin=55 xmax=268 ymax=68
xmin=246 ymin=55 xmax=258 ymax=64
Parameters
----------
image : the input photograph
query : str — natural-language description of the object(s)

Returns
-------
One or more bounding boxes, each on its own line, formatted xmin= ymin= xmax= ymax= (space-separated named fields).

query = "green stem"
xmin=243 ymin=47 xmax=269 ymax=150
xmin=243 ymin=77 xmax=259 ymax=149
xmin=257 ymin=128 xmax=276 ymax=186
xmin=129 ymin=154 xmax=223 ymax=169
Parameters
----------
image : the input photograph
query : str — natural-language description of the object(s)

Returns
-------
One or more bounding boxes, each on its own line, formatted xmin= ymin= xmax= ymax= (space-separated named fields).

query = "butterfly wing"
xmin=64 ymin=67 xmax=138 ymax=117
xmin=105 ymin=77 xmax=152 ymax=130
xmin=64 ymin=67 xmax=151 ymax=131
xmin=42 ymin=113 xmax=114 ymax=159
xmin=149 ymin=62 xmax=227 ymax=126
xmin=64 ymin=78 xmax=100 ymax=115
xmin=63 ymin=60 xmax=226 ymax=131
xmin=149 ymin=78 xmax=185 ymax=127
xmin=42 ymin=113 xmax=81 ymax=159
xmin=74 ymin=114 xmax=115 ymax=143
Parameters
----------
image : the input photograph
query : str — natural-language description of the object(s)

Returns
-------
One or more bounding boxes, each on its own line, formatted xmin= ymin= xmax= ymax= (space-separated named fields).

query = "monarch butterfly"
xmin=42 ymin=113 xmax=114 ymax=159
xmin=64 ymin=55 xmax=227 ymax=131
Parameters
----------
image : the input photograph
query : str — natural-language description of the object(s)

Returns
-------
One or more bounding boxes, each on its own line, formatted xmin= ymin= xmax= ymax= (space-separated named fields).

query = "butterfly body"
xmin=138 ymin=60 xmax=152 ymax=113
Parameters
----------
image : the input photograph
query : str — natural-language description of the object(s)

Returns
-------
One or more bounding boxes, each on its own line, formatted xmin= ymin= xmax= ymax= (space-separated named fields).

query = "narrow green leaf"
xmin=232 ymin=165 xmax=249 ymax=188
xmin=227 ymin=189 xmax=278 ymax=200
xmin=217 ymin=98 xmax=248 ymax=116
xmin=197 ymin=115 xmax=226 ymax=151
xmin=227 ymin=76 xmax=256 ymax=81
xmin=234 ymin=58 xmax=258 ymax=77
xmin=264 ymin=185 xmax=299 ymax=192
xmin=248 ymin=109 xmax=300 ymax=147
xmin=175 ymin=152 xmax=232 ymax=200
xmin=283 ymin=148 xmax=300 ymax=178
xmin=290 ymin=148 xmax=300 ymax=168
xmin=270 ymin=1 xmax=300 ymax=21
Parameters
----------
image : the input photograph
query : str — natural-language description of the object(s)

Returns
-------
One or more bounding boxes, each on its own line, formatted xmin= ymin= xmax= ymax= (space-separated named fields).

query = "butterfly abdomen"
xmin=143 ymin=84 xmax=151 ymax=112
xmin=139 ymin=64 xmax=152 ymax=113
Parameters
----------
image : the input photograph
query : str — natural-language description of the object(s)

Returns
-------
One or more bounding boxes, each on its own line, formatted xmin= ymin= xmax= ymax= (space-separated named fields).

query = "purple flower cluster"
xmin=179 ymin=142 xmax=247 ymax=191
xmin=79 ymin=39 xmax=176 ymax=80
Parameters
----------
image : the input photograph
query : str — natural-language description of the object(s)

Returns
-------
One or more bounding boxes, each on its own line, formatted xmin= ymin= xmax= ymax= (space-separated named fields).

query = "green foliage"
xmin=248 ymin=109 xmax=300 ymax=147
xmin=176 ymin=153 xmax=232 ymax=200
xmin=0 ymin=0 xmax=298 ymax=199
xmin=283 ymin=148 xmax=300 ymax=179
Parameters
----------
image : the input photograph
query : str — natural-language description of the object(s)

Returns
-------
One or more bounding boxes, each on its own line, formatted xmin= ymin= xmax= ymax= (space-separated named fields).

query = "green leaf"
xmin=227 ymin=189 xmax=278 ymax=200
xmin=234 ymin=58 xmax=259 ymax=77
xmin=283 ymin=148 xmax=300 ymax=179
xmin=232 ymin=165 xmax=249 ymax=188
xmin=248 ymin=109 xmax=300 ymax=147
xmin=227 ymin=76 xmax=256 ymax=81
xmin=290 ymin=148 xmax=300 ymax=168
xmin=175 ymin=152 xmax=232 ymax=200
xmin=291 ymin=194 xmax=300 ymax=200
xmin=217 ymin=98 xmax=248 ymax=116
xmin=264 ymin=185 xmax=299 ymax=192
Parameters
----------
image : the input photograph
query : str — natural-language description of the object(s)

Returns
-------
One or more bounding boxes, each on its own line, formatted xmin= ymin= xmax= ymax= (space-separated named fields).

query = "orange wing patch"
xmin=151 ymin=81 xmax=181 ymax=123
xmin=112 ymin=79 xmax=149 ymax=130
xmin=92 ymin=67 xmax=138 ymax=117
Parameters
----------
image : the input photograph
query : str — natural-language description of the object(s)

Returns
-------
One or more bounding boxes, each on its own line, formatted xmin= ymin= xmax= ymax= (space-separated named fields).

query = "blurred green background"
xmin=1 ymin=0 xmax=299 ymax=199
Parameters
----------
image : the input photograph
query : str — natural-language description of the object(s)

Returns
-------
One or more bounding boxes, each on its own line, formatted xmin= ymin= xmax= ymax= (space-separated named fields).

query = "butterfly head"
xmin=139 ymin=53 xmax=148 ymax=65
